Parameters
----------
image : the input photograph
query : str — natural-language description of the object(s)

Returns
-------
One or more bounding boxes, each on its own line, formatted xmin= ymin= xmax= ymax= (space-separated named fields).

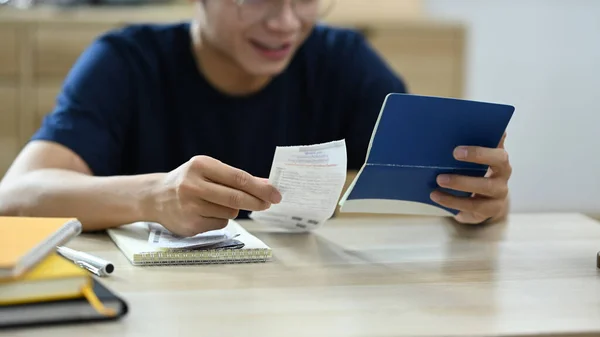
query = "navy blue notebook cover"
xmin=339 ymin=93 xmax=515 ymax=216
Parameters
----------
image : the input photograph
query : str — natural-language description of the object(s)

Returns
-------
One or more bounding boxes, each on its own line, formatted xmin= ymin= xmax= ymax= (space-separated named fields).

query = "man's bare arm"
xmin=0 ymin=140 xmax=281 ymax=236
xmin=0 ymin=141 xmax=162 ymax=231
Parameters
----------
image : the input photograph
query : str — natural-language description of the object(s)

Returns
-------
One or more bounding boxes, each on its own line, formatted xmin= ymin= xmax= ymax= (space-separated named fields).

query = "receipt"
xmin=147 ymin=222 xmax=236 ymax=249
xmin=249 ymin=139 xmax=347 ymax=232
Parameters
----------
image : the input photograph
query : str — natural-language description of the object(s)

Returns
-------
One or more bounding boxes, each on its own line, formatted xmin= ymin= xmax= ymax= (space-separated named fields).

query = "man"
xmin=0 ymin=0 xmax=511 ymax=236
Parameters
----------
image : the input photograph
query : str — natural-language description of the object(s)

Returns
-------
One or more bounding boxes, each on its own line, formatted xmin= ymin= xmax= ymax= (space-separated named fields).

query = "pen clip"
xmin=76 ymin=260 xmax=103 ymax=277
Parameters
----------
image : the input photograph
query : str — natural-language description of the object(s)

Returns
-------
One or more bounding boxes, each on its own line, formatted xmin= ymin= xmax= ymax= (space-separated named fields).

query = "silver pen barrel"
xmin=57 ymin=246 xmax=115 ymax=277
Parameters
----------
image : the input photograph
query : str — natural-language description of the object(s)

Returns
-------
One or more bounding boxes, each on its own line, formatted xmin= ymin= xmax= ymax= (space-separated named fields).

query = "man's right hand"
xmin=148 ymin=155 xmax=281 ymax=237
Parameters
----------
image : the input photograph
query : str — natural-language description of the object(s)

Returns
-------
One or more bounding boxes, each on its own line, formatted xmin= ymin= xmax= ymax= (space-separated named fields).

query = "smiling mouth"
xmin=250 ymin=39 xmax=292 ymax=51
xmin=249 ymin=39 xmax=293 ymax=61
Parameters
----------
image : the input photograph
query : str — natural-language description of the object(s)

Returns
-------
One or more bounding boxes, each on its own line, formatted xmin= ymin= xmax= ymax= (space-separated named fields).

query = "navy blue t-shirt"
xmin=31 ymin=22 xmax=407 ymax=217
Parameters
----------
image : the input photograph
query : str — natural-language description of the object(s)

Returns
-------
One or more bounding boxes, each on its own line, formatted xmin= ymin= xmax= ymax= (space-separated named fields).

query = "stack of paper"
xmin=147 ymin=223 xmax=244 ymax=250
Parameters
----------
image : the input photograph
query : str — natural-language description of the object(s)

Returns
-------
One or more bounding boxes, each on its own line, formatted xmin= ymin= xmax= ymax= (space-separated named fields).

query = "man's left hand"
xmin=430 ymin=133 xmax=511 ymax=224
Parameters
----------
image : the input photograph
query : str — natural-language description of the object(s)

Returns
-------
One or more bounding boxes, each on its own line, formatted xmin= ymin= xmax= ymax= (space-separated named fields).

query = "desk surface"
xmin=5 ymin=213 xmax=600 ymax=337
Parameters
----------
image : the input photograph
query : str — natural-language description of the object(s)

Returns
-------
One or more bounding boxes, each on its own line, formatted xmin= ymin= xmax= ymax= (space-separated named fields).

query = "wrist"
xmin=137 ymin=173 xmax=167 ymax=223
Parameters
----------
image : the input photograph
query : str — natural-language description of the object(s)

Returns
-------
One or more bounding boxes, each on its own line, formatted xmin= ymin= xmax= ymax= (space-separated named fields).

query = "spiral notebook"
xmin=106 ymin=221 xmax=272 ymax=266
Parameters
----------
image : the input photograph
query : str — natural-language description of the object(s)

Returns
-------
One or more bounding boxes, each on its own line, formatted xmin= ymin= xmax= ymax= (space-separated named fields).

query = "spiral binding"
xmin=133 ymin=248 xmax=272 ymax=265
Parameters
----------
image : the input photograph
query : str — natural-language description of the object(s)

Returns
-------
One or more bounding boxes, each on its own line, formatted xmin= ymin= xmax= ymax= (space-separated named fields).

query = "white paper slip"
xmin=249 ymin=139 xmax=347 ymax=232
xmin=147 ymin=222 xmax=236 ymax=249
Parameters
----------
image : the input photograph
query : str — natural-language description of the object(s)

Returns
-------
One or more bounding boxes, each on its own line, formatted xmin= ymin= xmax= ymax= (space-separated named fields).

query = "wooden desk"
xmin=6 ymin=213 xmax=600 ymax=337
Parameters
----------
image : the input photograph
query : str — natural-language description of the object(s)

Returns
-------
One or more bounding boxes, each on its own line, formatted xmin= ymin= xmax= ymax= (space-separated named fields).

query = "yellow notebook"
xmin=0 ymin=253 xmax=116 ymax=317
xmin=0 ymin=216 xmax=82 ymax=279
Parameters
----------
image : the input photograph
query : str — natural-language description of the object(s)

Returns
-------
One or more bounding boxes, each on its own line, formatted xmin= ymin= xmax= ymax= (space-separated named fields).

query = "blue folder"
xmin=339 ymin=93 xmax=515 ymax=216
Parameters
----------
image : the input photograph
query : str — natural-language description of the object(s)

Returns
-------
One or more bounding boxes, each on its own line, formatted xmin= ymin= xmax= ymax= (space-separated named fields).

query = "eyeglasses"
xmin=233 ymin=0 xmax=335 ymax=23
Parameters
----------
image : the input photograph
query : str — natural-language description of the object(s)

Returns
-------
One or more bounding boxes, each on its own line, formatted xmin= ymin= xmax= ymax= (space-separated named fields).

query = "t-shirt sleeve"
xmin=30 ymin=35 xmax=134 ymax=176
xmin=342 ymin=33 xmax=408 ymax=170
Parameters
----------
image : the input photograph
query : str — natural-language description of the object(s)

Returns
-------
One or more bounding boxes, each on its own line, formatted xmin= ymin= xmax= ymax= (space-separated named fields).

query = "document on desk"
xmin=147 ymin=222 xmax=236 ymax=249
xmin=249 ymin=139 xmax=347 ymax=232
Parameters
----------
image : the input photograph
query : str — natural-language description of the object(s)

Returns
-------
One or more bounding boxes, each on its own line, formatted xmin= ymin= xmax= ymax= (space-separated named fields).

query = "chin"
xmin=242 ymin=60 xmax=291 ymax=77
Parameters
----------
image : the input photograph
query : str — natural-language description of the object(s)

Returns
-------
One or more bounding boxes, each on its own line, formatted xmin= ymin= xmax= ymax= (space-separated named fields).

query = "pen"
xmin=56 ymin=246 xmax=114 ymax=277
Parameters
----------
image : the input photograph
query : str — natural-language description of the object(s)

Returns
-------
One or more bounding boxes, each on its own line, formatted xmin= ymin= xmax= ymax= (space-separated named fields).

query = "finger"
xmin=178 ymin=174 xmax=272 ymax=211
xmin=194 ymin=199 xmax=240 ymax=220
xmin=197 ymin=180 xmax=273 ymax=211
xmin=453 ymin=146 xmax=510 ymax=170
xmin=430 ymin=190 xmax=504 ymax=218
xmin=191 ymin=156 xmax=282 ymax=204
xmin=436 ymin=174 xmax=508 ymax=198
xmin=454 ymin=212 xmax=490 ymax=225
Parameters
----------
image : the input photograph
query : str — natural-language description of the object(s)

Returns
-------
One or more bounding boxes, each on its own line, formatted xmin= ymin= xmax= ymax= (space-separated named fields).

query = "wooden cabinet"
xmin=0 ymin=86 xmax=19 ymax=177
xmin=0 ymin=25 xmax=19 ymax=178
xmin=366 ymin=24 xmax=464 ymax=98
xmin=0 ymin=28 xmax=19 ymax=78
xmin=367 ymin=24 xmax=464 ymax=98
xmin=0 ymin=5 xmax=465 ymax=179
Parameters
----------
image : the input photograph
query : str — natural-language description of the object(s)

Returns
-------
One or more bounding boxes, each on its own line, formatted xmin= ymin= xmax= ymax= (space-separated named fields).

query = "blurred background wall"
xmin=424 ymin=0 xmax=600 ymax=216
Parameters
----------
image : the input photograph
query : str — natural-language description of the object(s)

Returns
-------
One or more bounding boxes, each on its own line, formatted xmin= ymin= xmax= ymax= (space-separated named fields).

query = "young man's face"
xmin=199 ymin=0 xmax=323 ymax=76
